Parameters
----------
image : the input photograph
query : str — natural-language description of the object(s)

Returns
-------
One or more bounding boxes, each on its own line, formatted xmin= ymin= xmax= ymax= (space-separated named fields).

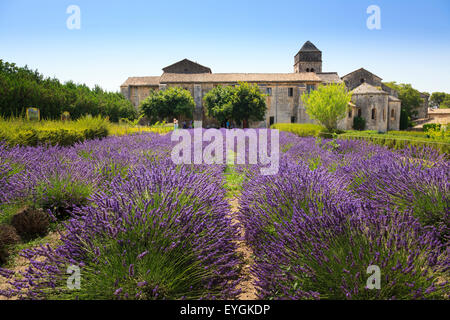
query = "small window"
xmin=361 ymin=78 xmax=365 ymax=84
xmin=310 ymin=68 xmax=315 ymax=72
xmin=348 ymin=110 xmax=352 ymax=118
xmin=383 ymin=109 xmax=386 ymax=122
xmin=288 ymin=88 xmax=293 ymax=97
xmin=371 ymin=108 xmax=376 ymax=120
xmin=391 ymin=109 xmax=395 ymax=120
xmin=306 ymin=84 xmax=315 ymax=93
xmin=291 ymin=116 xmax=296 ymax=123
xmin=306 ymin=68 xmax=310 ymax=72
xmin=357 ymin=109 xmax=362 ymax=117
xmin=269 ymin=116 xmax=275 ymax=126
xmin=266 ymin=88 xmax=272 ymax=96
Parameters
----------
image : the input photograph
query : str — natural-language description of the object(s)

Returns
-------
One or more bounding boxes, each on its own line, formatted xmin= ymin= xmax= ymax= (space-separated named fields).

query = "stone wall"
xmin=351 ymin=93 xmax=388 ymax=132
xmin=294 ymin=61 xmax=322 ymax=73
xmin=388 ymin=100 xmax=401 ymax=131
xmin=342 ymin=69 xmax=382 ymax=91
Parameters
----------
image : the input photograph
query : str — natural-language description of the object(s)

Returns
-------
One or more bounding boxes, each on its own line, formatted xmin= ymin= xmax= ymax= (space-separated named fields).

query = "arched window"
xmin=391 ymin=109 xmax=395 ymax=120
xmin=306 ymin=68 xmax=310 ymax=72
xmin=310 ymin=68 xmax=315 ymax=72
xmin=357 ymin=109 xmax=362 ymax=117
xmin=361 ymin=78 xmax=365 ymax=84
xmin=371 ymin=108 xmax=376 ymax=120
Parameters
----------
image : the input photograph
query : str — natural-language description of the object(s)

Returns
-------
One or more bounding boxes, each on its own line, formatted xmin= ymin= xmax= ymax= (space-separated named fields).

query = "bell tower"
xmin=294 ymin=41 xmax=322 ymax=73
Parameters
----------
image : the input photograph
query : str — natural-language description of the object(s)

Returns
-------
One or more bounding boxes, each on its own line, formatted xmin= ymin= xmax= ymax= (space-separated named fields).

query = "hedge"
xmin=0 ymin=116 xmax=109 ymax=147
xmin=271 ymin=123 xmax=326 ymax=137
xmin=338 ymin=133 xmax=450 ymax=154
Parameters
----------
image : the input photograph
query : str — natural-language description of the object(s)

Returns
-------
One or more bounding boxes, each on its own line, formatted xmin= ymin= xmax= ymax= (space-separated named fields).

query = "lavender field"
xmin=0 ymin=130 xmax=448 ymax=300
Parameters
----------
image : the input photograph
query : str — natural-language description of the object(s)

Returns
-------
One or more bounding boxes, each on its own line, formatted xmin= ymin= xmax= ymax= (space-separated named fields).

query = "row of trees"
xmin=0 ymin=60 xmax=137 ymax=121
xmin=139 ymin=82 xmax=356 ymax=132
xmin=139 ymin=82 xmax=267 ymax=127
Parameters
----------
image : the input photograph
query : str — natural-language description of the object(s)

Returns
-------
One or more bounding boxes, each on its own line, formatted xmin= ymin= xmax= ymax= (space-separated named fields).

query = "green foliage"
xmin=203 ymin=85 xmax=234 ymax=124
xmin=339 ymin=130 xmax=450 ymax=154
xmin=399 ymin=107 xmax=410 ymax=130
xmin=352 ymin=116 xmax=366 ymax=131
xmin=0 ymin=60 xmax=137 ymax=121
xmin=35 ymin=177 xmax=93 ymax=220
xmin=301 ymin=83 xmax=352 ymax=131
xmin=230 ymin=82 xmax=267 ymax=126
xmin=0 ymin=116 xmax=109 ymax=147
xmin=423 ymin=124 xmax=442 ymax=132
xmin=223 ymin=165 xmax=246 ymax=199
xmin=430 ymin=92 xmax=450 ymax=109
xmin=271 ymin=123 xmax=326 ymax=137
xmin=139 ymin=87 xmax=195 ymax=123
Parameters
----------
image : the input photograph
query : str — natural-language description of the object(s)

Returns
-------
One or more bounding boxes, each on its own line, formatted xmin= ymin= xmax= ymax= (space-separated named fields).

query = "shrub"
xmin=0 ymin=224 xmax=20 ymax=265
xmin=35 ymin=177 xmax=93 ymax=219
xmin=353 ymin=116 xmax=366 ymax=131
xmin=10 ymin=207 xmax=50 ymax=241
xmin=255 ymin=210 xmax=448 ymax=299
xmin=0 ymin=116 xmax=109 ymax=147
xmin=5 ymin=163 xmax=241 ymax=300
xmin=271 ymin=123 xmax=325 ymax=137
xmin=423 ymin=124 xmax=442 ymax=132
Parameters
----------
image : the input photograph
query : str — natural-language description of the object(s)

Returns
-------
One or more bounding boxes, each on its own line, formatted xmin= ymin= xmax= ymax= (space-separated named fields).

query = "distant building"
xmin=121 ymin=41 xmax=401 ymax=131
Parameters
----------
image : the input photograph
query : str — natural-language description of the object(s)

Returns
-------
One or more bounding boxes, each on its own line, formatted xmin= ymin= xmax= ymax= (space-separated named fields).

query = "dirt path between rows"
xmin=0 ymin=231 xmax=61 ymax=300
xmin=228 ymin=198 xmax=258 ymax=300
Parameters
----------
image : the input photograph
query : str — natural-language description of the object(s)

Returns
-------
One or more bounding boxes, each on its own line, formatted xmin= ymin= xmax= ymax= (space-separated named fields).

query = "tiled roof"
xmin=316 ymin=72 xmax=343 ymax=84
xmin=121 ymin=76 xmax=160 ymax=87
xmin=388 ymin=95 xmax=401 ymax=102
xmin=159 ymin=72 xmax=321 ymax=83
xmin=352 ymin=83 xmax=387 ymax=95
xmin=341 ymin=68 xmax=382 ymax=80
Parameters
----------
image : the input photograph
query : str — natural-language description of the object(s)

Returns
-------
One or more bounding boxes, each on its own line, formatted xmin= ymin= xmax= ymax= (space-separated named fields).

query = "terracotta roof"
xmin=352 ymin=83 xmax=387 ymax=95
xmin=121 ymin=76 xmax=160 ymax=87
xmin=316 ymin=72 xmax=343 ymax=84
xmin=159 ymin=72 xmax=321 ymax=83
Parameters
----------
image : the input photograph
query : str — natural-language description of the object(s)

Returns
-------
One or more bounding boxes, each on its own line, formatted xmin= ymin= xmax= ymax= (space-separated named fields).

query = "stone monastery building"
xmin=121 ymin=41 xmax=403 ymax=131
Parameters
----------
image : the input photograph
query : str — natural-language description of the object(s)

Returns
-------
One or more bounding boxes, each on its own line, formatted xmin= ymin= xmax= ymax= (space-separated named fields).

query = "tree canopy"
xmin=301 ymin=83 xmax=352 ymax=131
xmin=203 ymin=82 xmax=267 ymax=127
xmin=0 ymin=59 xmax=137 ymax=121
xmin=139 ymin=86 xmax=195 ymax=123
xmin=203 ymin=85 xmax=234 ymax=124
xmin=430 ymin=92 xmax=450 ymax=109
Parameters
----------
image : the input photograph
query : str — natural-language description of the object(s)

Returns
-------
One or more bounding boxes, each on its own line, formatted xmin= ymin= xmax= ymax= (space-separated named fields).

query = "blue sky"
xmin=1 ymin=0 xmax=449 ymax=93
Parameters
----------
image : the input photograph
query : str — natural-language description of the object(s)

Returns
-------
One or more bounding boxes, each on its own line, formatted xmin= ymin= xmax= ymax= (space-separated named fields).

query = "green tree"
xmin=139 ymin=86 xmax=195 ymax=123
xmin=203 ymin=85 xmax=234 ymax=125
xmin=430 ymin=92 xmax=450 ymax=109
xmin=430 ymin=92 xmax=446 ymax=108
xmin=301 ymin=83 xmax=352 ymax=131
xmin=230 ymin=82 xmax=267 ymax=127
xmin=203 ymin=82 xmax=267 ymax=127
xmin=0 ymin=59 xmax=137 ymax=121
